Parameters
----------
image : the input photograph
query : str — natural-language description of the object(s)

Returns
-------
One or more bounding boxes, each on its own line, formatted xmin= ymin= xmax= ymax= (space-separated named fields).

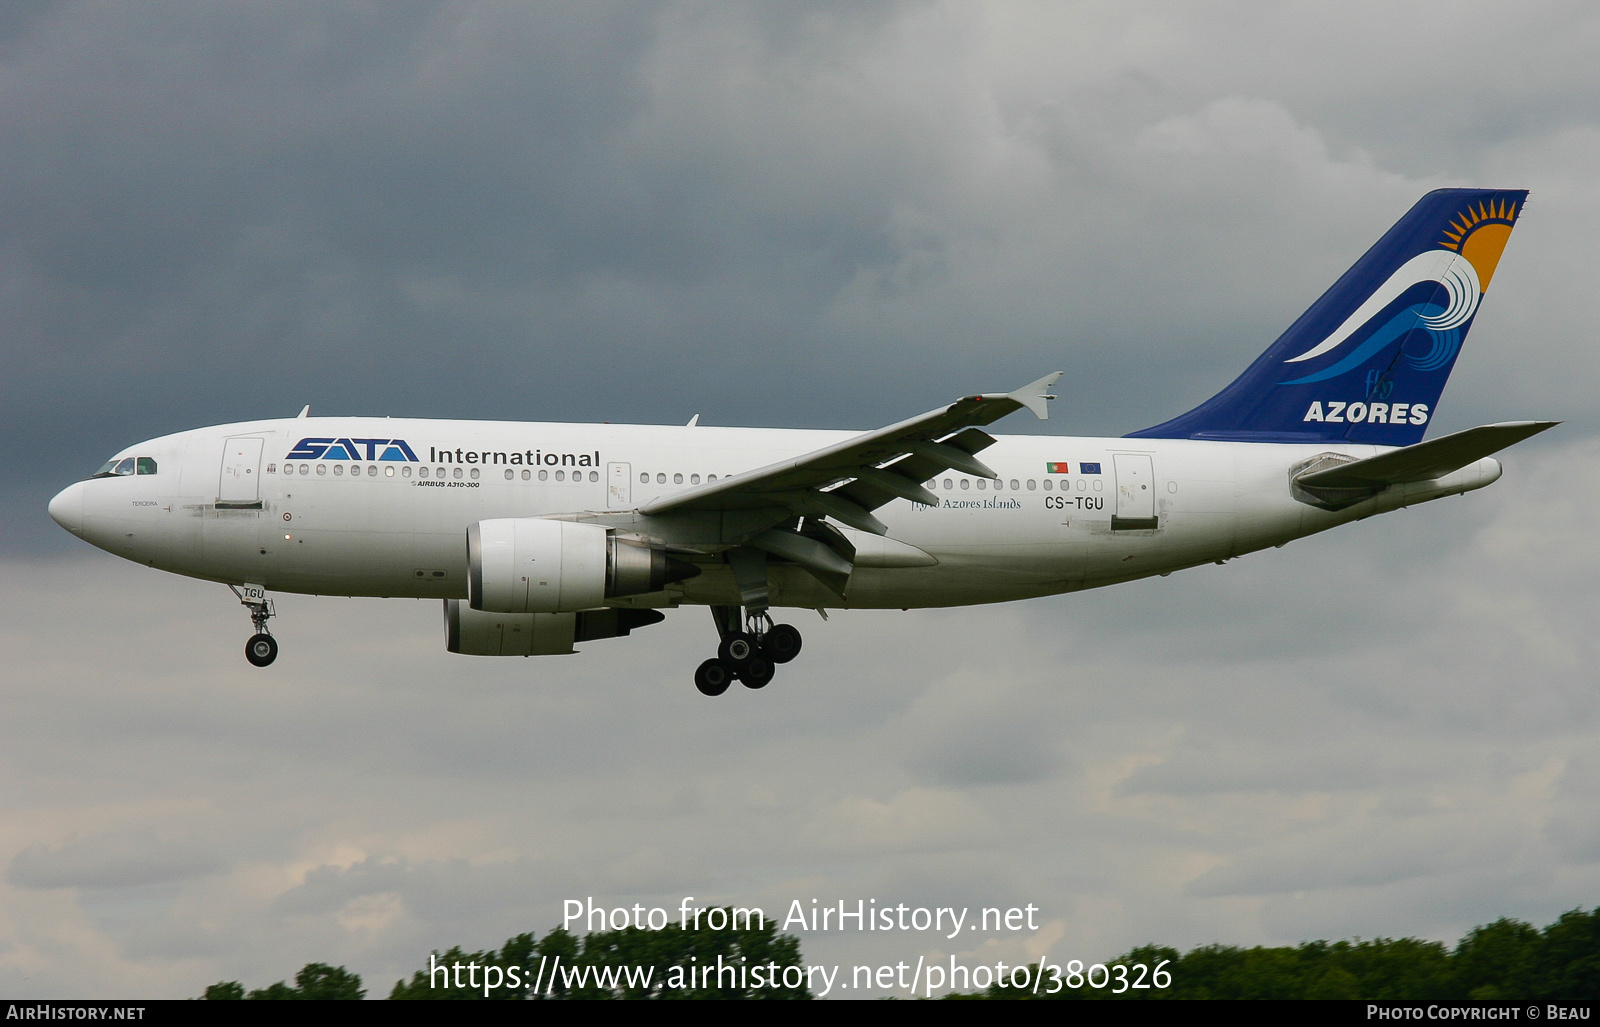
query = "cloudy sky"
xmin=3 ymin=0 xmax=1599 ymax=999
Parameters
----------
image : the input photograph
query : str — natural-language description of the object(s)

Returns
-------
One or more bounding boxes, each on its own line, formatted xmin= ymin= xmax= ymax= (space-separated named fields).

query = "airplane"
xmin=48 ymin=188 xmax=1557 ymax=697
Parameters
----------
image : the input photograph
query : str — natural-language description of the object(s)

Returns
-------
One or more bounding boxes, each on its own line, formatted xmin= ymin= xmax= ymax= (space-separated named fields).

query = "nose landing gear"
xmin=697 ymin=605 xmax=802 ymax=696
xmin=229 ymin=584 xmax=279 ymax=668
xmin=246 ymin=632 xmax=279 ymax=668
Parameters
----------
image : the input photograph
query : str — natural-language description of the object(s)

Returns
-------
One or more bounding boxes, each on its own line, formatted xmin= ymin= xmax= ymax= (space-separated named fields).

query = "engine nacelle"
xmin=468 ymin=518 xmax=693 ymax=614
xmin=444 ymin=600 xmax=667 ymax=656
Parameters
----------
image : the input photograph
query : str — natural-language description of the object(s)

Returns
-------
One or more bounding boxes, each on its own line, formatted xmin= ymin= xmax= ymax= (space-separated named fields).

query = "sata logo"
xmin=1302 ymin=401 xmax=1429 ymax=426
xmin=286 ymin=437 xmax=420 ymax=462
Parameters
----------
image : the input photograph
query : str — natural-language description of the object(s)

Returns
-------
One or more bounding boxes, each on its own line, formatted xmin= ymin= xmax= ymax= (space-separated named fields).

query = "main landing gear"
xmin=230 ymin=584 xmax=279 ymax=667
xmin=694 ymin=607 xmax=803 ymax=696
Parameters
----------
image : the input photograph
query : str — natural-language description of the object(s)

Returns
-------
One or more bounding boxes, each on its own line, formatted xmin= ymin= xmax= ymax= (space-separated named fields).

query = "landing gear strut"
xmin=695 ymin=605 xmax=802 ymax=696
xmin=230 ymin=584 xmax=278 ymax=668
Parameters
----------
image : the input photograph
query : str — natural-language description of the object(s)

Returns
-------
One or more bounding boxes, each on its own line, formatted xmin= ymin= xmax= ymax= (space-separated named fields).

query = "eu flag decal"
xmin=1079 ymin=462 xmax=1102 ymax=474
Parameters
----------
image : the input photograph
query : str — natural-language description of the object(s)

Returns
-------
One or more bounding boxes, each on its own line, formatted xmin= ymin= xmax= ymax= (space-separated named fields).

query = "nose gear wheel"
xmin=246 ymin=633 xmax=279 ymax=667
xmin=229 ymin=584 xmax=279 ymax=668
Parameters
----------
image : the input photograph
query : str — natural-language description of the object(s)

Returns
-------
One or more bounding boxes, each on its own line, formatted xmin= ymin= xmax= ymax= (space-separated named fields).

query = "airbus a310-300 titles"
xmin=49 ymin=188 xmax=1557 ymax=696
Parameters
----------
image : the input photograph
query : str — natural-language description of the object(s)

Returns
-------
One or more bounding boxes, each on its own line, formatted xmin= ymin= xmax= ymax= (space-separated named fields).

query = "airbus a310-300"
xmin=49 ymin=188 xmax=1555 ymax=696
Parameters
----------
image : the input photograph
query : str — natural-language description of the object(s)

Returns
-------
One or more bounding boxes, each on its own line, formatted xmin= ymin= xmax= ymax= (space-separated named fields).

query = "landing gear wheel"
xmin=718 ymin=632 xmax=758 ymax=667
xmin=245 ymin=633 xmax=278 ymax=668
xmin=740 ymin=657 xmax=775 ymax=689
xmin=761 ymin=623 xmax=802 ymax=664
xmin=694 ymin=658 xmax=734 ymax=697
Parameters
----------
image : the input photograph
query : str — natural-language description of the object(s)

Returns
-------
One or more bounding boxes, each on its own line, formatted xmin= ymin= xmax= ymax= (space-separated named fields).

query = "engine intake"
xmin=468 ymin=518 xmax=698 ymax=614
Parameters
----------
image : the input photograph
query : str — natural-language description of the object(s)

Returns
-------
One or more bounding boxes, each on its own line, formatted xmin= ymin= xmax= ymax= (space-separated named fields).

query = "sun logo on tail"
xmin=1279 ymin=196 xmax=1521 ymax=384
xmin=1439 ymin=198 xmax=1518 ymax=290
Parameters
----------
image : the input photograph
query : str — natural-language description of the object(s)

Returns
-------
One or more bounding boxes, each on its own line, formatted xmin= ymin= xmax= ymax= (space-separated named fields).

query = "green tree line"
xmin=203 ymin=909 xmax=810 ymax=1000
xmin=963 ymin=906 xmax=1600 ymax=1000
xmin=201 ymin=905 xmax=1600 ymax=1000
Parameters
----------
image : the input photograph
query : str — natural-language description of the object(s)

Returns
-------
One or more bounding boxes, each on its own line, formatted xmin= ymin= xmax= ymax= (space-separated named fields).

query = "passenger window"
xmin=368 ymin=465 xmax=378 ymax=477
xmin=555 ymin=470 xmax=565 ymax=482
xmin=639 ymin=472 xmax=648 ymax=483
xmin=504 ymin=469 xmax=514 ymax=480
xmin=976 ymin=479 xmax=986 ymax=490
xmin=673 ymin=473 xmax=683 ymax=484
xmin=418 ymin=467 xmax=429 ymax=478
xmin=708 ymin=474 xmax=717 ymax=482
xmin=453 ymin=467 xmax=463 ymax=479
xmin=657 ymin=473 xmax=666 ymax=484
xmin=1009 ymin=479 xmax=1019 ymax=491
xmin=589 ymin=470 xmax=598 ymax=482
xmin=943 ymin=479 xmax=952 ymax=489
xmin=521 ymin=469 xmax=530 ymax=480
xmin=960 ymin=479 xmax=970 ymax=490
xmin=470 ymin=468 xmax=479 ymax=480
xmin=317 ymin=464 xmax=327 ymax=476
xmin=334 ymin=465 xmax=344 ymax=476
xmin=691 ymin=474 xmax=700 ymax=485
xmin=1027 ymin=479 xmax=1036 ymax=490
xmin=539 ymin=470 xmax=548 ymax=481
xmin=403 ymin=466 xmax=412 ymax=478
xmin=385 ymin=466 xmax=395 ymax=477
xmin=1042 ymin=479 xmax=1051 ymax=490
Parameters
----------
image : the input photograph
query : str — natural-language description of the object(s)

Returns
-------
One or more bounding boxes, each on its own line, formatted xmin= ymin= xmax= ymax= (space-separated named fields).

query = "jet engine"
xmin=445 ymin=601 xmax=667 ymax=656
xmin=467 ymin=518 xmax=697 ymax=614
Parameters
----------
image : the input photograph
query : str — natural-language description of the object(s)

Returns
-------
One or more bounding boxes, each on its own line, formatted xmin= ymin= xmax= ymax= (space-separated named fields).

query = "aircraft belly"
xmin=837 ymin=561 xmax=1072 ymax=609
xmin=264 ymin=475 xmax=469 ymax=597
xmin=195 ymin=506 xmax=270 ymax=583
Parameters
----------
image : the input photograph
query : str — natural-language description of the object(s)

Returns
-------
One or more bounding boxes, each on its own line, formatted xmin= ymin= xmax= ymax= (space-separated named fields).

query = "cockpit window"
xmin=136 ymin=457 xmax=157 ymax=475
xmin=92 ymin=456 xmax=140 ymax=479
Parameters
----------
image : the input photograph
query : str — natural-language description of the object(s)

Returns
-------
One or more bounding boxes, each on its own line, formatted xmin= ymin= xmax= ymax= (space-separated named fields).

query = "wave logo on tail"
xmin=1279 ymin=198 xmax=1519 ymax=385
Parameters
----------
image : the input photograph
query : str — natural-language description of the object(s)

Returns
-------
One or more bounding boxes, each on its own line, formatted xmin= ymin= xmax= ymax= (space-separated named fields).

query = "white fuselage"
xmin=48 ymin=416 xmax=1502 ymax=612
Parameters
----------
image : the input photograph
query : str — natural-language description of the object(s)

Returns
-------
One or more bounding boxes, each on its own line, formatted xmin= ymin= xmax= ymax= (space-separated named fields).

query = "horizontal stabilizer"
xmin=1297 ymin=420 xmax=1559 ymax=490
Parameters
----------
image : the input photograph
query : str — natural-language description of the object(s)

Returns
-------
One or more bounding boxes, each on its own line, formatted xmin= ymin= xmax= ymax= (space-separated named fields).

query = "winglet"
xmin=1009 ymin=371 xmax=1063 ymax=420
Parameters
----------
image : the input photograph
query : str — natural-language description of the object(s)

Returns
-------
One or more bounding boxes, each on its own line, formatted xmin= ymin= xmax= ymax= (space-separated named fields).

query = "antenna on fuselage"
xmin=296 ymin=405 xmax=310 ymax=418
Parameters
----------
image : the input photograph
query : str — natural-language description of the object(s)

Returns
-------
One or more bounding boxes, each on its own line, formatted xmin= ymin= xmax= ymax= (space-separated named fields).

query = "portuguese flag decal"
xmin=1045 ymin=462 xmax=1070 ymax=474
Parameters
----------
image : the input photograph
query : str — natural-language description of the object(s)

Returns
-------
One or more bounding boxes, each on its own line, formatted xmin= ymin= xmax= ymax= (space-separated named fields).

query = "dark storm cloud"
xmin=11 ymin=2 xmax=1591 ymax=555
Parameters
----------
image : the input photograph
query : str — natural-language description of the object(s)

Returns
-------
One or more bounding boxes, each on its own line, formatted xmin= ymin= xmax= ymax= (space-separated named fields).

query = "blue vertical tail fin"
xmin=1127 ymin=188 xmax=1527 ymax=446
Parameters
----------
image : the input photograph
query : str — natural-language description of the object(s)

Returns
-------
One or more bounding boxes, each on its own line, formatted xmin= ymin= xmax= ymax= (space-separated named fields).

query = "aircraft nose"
xmin=48 ymin=481 xmax=85 ymax=536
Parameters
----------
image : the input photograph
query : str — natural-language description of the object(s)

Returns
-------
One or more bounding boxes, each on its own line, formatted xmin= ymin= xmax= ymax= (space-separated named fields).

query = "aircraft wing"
xmin=636 ymin=372 xmax=1062 ymax=536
